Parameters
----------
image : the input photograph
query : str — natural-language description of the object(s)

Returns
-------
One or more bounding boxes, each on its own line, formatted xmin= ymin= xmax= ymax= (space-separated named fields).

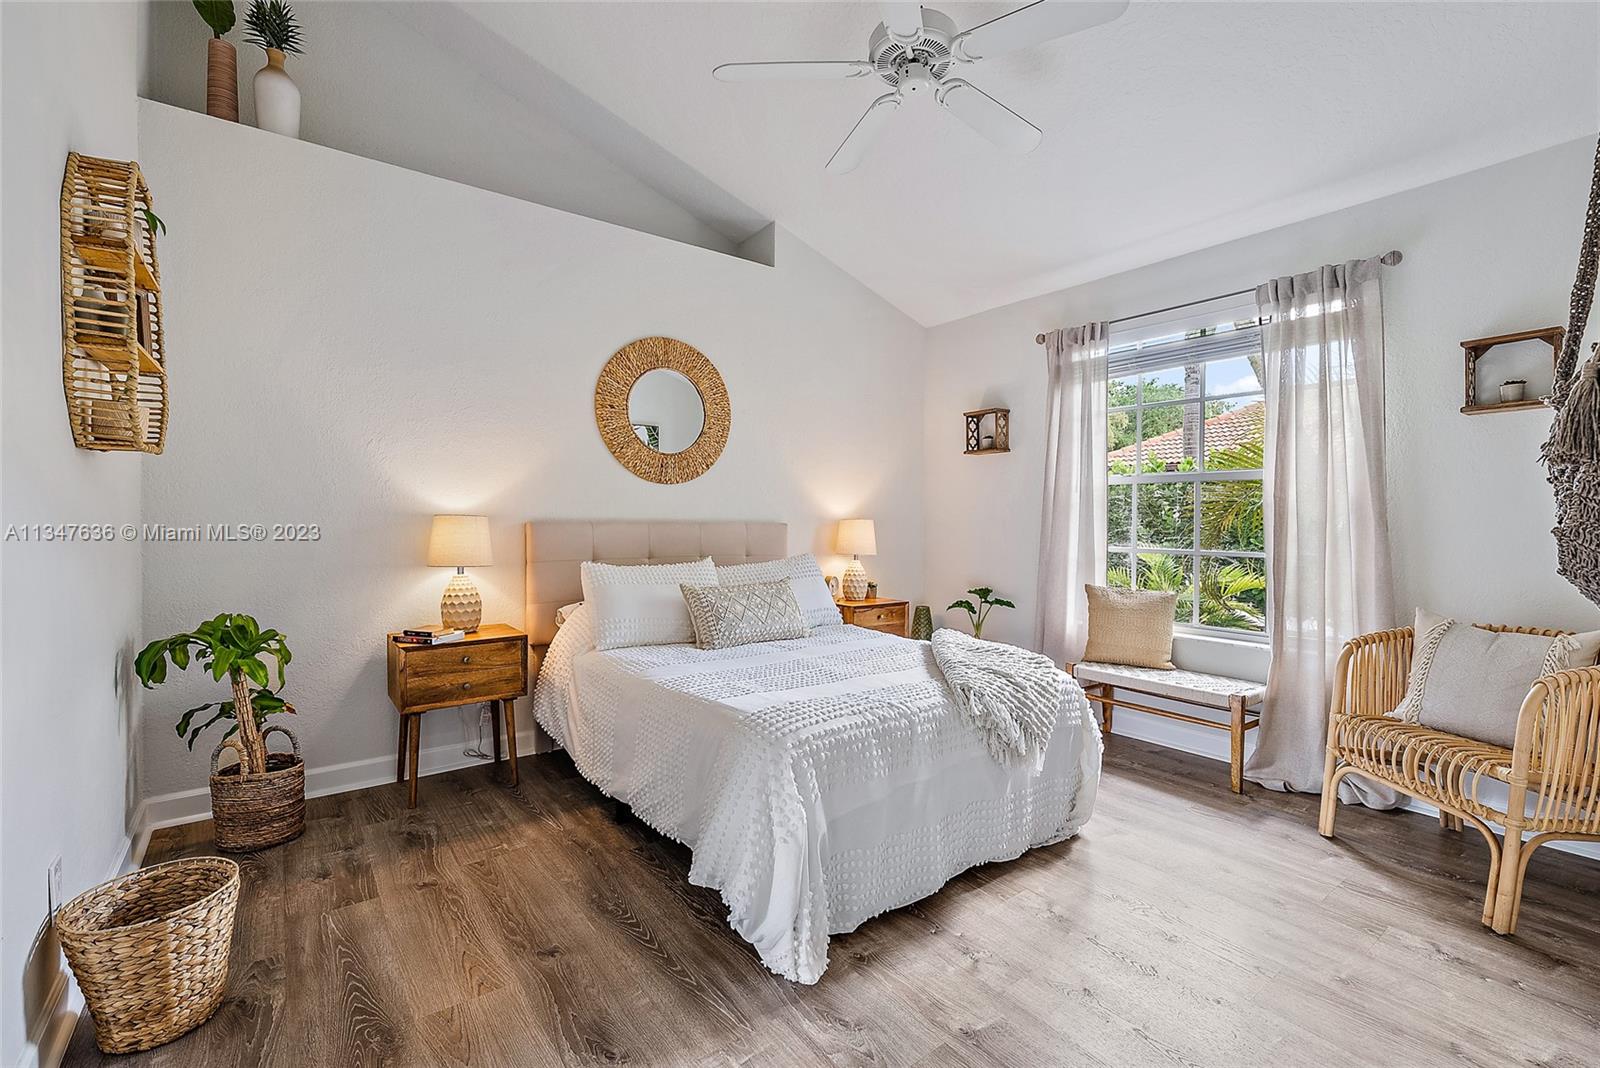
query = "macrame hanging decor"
xmin=1543 ymin=136 xmax=1600 ymax=609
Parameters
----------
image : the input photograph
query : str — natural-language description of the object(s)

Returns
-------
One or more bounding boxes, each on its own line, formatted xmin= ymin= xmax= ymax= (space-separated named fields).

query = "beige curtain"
xmin=1036 ymin=323 xmax=1109 ymax=664
xmin=1246 ymin=258 xmax=1398 ymax=805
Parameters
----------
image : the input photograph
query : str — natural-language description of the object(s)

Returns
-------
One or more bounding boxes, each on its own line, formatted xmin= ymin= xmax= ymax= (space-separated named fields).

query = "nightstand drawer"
xmin=404 ymin=638 xmax=521 ymax=679
xmin=853 ymin=604 xmax=907 ymax=630
xmin=395 ymin=639 xmax=526 ymax=708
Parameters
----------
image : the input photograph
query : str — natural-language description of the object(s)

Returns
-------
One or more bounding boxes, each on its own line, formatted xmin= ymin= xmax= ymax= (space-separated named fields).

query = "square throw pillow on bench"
xmin=1081 ymin=585 xmax=1178 ymax=670
xmin=1388 ymin=608 xmax=1600 ymax=749
xmin=681 ymin=579 xmax=808 ymax=650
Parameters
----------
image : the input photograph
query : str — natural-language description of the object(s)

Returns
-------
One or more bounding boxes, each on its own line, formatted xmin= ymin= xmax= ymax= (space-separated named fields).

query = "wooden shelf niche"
xmin=964 ymin=408 xmax=1010 ymax=454
xmin=61 ymin=152 xmax=168 ymax=452
xmin=1459 ymin=326 xmax=1562 ymax=416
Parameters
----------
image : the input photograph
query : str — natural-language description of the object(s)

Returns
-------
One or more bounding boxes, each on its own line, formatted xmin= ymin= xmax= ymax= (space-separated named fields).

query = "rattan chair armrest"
xmin=1331 ymin=627 xmax=1415 ymax=722
xmin=1510 ymin=665 xmax=1600 ymax=794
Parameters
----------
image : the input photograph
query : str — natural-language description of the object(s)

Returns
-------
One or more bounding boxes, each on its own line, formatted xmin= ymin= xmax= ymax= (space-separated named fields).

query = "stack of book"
xmin=395 ymin=625 xmax=466 ymax=645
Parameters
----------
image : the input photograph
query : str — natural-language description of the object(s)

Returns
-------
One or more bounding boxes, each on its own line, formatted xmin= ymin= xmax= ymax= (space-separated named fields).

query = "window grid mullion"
xmin=1192 ymin=362 xmax=1204 ymax=626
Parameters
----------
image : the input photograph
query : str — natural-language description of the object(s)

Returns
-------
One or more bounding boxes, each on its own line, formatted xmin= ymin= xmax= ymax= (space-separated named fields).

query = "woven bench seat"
xmin=1068 ymin=661 xmax=1264 ymax=793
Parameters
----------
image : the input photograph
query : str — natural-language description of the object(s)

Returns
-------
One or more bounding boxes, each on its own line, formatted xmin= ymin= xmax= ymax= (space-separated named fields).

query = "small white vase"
xmin=1499 ymin=382 xmax=1526 ymax=403
xmin=253 ymin=48 xmax=300 ymax=138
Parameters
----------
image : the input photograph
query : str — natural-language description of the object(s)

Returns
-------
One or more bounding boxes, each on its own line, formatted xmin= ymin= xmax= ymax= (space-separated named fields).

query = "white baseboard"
xmin=1106 ymin=715 xmax=1600 ymax=863
xmin=134 ymin=731 xmax=544 ymax=833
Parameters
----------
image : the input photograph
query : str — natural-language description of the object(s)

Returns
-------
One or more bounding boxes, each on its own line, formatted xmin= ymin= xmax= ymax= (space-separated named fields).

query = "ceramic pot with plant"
xmin=193 ymin=1 xmax=239 ymax=121
xmin=245 ymin=0 xmax=304 ymax=138
xmin=947 ymin=587 xmax=1015 ymax=640
xmin=1500 ymin=379 xmax=1528 ymax=403
xmin=136 ymin=613 xmax=305 ymax=851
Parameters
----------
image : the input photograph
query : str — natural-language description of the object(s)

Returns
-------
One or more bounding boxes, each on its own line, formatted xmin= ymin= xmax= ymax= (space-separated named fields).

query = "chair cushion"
xmin=1073 ymin=661 xmax=1264 ymax=710
xmin=1082 ymin=585 xmax=1177 ymax=669
xmin=1389 ymin=608 xmax=1600 ymax=749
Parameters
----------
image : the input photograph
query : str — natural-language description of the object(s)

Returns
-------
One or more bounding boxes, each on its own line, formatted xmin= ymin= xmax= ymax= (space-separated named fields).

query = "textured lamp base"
xmin=842 ymin=559 xmax=870 ymax=601
xmin=441 ymin=572 xmax=482 ymax=631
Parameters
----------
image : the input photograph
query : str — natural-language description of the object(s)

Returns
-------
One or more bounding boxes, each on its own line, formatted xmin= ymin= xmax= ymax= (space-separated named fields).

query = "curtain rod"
xmin=1033 ymin=249 xmax=1404 ymax=344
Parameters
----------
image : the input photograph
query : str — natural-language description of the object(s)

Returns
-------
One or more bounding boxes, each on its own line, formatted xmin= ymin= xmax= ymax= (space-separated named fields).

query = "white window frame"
xmin=1107 ymin=334 xmax=1269 ymax=643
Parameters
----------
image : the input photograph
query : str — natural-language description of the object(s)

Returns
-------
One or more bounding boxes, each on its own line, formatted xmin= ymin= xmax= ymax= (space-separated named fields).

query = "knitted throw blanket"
xmin=931 ymin=628 xmax=1067 ymax=770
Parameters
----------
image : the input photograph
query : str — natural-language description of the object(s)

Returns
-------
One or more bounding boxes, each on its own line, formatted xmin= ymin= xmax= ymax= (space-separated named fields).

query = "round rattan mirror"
xmin=595 ymin=337 xmax=730 ymax=484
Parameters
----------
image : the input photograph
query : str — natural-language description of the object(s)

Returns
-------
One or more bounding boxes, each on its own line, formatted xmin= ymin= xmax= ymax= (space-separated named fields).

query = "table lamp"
xmin=428 ymin=514 xmax=492 ymax=631
xmin=836 ymin=518 xmax=876 ymax=601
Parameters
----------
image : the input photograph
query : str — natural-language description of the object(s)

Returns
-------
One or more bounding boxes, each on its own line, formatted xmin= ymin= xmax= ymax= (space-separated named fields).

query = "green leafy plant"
xmin=244 ymin=0 xmax=304 ymax=54
xmin=192 ymin=0 xmax=236 ymax=38
xmin=135 ymin=613 xmax=294 ymax=774
xmin=139 ymin=207 xmax=167 ymax=238
xmin=947 ymin=587 xmax=1015 ymax=639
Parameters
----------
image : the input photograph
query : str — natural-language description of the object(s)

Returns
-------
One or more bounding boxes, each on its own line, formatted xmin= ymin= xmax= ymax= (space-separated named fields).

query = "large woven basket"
xmin=210 ymin=724 xmax=305 ymax=852
xmin=56 ymin=857 xmax=239 ymax=1054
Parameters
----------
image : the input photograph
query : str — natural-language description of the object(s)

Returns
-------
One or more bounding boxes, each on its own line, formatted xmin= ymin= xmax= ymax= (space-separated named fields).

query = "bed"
xmin=525 ymin=520 xmax=1101 ymax=983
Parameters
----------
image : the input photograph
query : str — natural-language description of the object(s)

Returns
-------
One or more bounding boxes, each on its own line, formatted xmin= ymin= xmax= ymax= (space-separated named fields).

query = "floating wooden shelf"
xmin=1459 ymin=326 xmax=1562 ymax=416
xmin=964 ymin=407 xmax=1010 ymax=454
xmin=61 ymin=153 xmax=167 ymax=452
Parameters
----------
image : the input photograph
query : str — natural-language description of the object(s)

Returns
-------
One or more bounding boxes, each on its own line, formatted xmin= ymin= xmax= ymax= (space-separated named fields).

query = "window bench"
xmin=1067 ymin=661 xmax=1265 ymax=793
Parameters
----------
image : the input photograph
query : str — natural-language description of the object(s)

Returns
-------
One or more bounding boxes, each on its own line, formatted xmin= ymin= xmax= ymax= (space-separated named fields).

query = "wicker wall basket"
xmin=209 ymin=725 xmax=305 ymax=852
xmin=56 ymin=857 xmax=239 ymax=1054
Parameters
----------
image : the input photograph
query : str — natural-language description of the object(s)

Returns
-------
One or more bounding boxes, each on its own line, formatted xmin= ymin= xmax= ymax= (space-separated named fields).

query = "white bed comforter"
xmin=532 ymin=607 xmax=1101 ymax=983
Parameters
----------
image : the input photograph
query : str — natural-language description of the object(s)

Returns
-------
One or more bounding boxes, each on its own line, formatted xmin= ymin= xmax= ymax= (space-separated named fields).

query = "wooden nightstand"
xmin=836 ymin=598 xmax=910 ymax=636
xmin=386 ymin=623 xmax=528 ymax=807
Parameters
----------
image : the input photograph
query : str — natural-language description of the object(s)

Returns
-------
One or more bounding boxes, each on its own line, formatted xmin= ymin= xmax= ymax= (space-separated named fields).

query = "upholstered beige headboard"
xmin=523 ymin=520 xmax=787 ymax=646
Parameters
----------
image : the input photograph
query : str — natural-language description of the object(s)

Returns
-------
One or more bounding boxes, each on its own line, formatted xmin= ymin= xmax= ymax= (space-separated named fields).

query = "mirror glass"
xmin=627 ymin=368 xmax=705 ymax=454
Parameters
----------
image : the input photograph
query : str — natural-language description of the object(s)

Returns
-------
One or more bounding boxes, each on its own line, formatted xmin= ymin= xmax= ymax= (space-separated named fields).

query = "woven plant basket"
xmin=56 ymin=857 xmax=239 ymax=1054
xmin=210 ymin=724 xmax=305 ymax=852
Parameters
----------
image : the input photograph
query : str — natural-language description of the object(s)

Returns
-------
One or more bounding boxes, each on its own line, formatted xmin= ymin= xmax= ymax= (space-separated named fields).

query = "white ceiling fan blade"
xmin=952 ymin=1 xmax=1129 ymax=62
xmin=826 ymin=93 xmax=902 ymax=174
xmin=714 ymin=60 xmax=876 ymax=82
xmin=882 ymin=3 xmax=924 ymax=44
xmin=936 ymin=79 xmax=1042 ymax=154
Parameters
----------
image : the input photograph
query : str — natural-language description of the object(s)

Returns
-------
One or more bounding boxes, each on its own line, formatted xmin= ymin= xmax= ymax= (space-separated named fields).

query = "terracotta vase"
xmin=205 ymin=38 xmax=239 ymax=122
xmin=253 ymin=48 xmax=301 ymax=138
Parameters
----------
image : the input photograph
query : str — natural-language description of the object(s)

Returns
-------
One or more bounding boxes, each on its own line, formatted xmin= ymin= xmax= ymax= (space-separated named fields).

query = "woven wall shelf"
xmin=61 ymin=153 xmax=168 ymax=453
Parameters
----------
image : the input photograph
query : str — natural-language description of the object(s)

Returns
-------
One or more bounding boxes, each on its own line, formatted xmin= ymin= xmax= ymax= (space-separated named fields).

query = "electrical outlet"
xmin=47 ymin=856 xmax=63 ymax=916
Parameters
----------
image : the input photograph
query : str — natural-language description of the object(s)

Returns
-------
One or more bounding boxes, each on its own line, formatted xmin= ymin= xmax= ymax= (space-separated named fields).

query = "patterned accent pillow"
xmin=716 ymin=553 xmax=842 ymax=629
xmin=1388 ymin=608 xmax=1600 ymax=748
xmin=1082 ymin=585 xmax=1177 ymax=670
xmin=581 ymin=557 xmax=717 ymax=651
xmin=680 ymin=579 xmax=809 ymax=650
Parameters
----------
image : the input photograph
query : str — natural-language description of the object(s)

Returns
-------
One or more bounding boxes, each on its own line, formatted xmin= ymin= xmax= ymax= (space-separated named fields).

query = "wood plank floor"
xmin=66 ymin=738 xmax=1600 ymax=1067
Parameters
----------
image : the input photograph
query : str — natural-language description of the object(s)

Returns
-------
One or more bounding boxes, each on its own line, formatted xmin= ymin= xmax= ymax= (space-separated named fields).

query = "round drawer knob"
xmin=461 ymin=682 xmax=472 ymax=691
xmin=461 ymin=655 xmax=471 ymax=664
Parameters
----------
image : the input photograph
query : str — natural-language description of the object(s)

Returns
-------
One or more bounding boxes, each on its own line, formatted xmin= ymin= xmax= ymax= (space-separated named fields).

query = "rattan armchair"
xmin=1319 ymin=624 xmax=1600 ymax=934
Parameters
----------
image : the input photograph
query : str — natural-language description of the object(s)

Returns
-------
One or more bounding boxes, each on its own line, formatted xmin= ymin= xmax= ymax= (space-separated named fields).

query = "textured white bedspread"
xmin=532 ymin=607 xmax=1101 ymax=983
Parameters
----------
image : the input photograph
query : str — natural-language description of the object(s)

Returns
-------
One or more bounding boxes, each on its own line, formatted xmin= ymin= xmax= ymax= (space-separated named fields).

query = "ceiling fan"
xmin=712 ymin=1 xmax=1130 ymax=174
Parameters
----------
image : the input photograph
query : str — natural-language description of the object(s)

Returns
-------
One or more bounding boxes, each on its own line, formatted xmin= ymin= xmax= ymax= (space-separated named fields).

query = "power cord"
xmin=463 ymin=703 xmax=492 ymax=760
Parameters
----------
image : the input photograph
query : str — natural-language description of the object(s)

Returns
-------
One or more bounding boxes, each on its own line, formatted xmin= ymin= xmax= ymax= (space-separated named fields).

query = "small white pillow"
xmin=1389 ymin=608 xmax=1600 ymax=749
xmin=716 ymin=553 xmax=842 ymax=630
xmin=554 ymin=602 xmax=583 ymax=628
xmin=580 ymin=558 xmax=717 ymax=651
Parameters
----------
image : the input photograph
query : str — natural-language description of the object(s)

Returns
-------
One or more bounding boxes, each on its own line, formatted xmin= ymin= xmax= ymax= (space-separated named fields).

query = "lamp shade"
xmin=427 ymin=514 xmax=492 ymax=567
xmin=836 ymin=518 xmax=877 ymax=556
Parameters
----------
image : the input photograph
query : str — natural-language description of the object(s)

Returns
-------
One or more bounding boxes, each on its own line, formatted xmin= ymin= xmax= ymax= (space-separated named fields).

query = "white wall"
xmin=142 ymin=0 xmax=741 ymax=255
xmin=923 ymin=136 xmax=1600 ymax=751
xmin=0 ymin=5 xmax=144 ymax=1065
xmin=134 ymin=100 xmax=926 ymax=810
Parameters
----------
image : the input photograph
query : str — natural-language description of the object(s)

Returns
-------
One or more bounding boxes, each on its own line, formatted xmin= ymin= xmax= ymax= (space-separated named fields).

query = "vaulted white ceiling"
xmin=461 ymin=2 xmax=1600 ymax=326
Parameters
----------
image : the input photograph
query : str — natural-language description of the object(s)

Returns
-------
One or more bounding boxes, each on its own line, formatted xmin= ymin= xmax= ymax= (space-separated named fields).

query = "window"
xmin=1106 ymin=296 xmax=1267 ymax=637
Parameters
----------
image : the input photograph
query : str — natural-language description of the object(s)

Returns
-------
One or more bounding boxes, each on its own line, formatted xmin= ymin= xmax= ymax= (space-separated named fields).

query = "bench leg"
xmin=1101 ymin=685 xmax=1114 ymax=735
xmin=1228 ymin=694 xmax=1245 ymax=794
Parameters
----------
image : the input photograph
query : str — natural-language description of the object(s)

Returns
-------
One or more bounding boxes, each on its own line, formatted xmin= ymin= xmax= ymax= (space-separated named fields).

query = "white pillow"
xmin=1389 ymin=608 xmax=1600 ymax=748
xmin=580 ymin=558 xmax=717 ymax=650
xmin=716 ymin=553 xmax=842 ymax=629
xmin=554 ymin=602 xmax=582 ymax=628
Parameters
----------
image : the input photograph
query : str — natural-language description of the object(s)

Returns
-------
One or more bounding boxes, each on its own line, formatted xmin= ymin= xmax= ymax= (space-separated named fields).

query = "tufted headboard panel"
xmin=523 ymin=520 xmax=787 ymax=646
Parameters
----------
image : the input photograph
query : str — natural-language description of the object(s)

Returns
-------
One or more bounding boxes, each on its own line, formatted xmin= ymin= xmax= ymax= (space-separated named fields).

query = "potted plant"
xmin=192 ymin=1 xmax=239 ymax=122
xmin=136 ymin=613 xmax=305 ymax=851
xmin=245 ymin=0 xmax=304 ymax=138
xmin=1500 ymin=379 xmax=1528 ymax=403
xmin=947 ymin=587 xmax=1015 ymax=639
